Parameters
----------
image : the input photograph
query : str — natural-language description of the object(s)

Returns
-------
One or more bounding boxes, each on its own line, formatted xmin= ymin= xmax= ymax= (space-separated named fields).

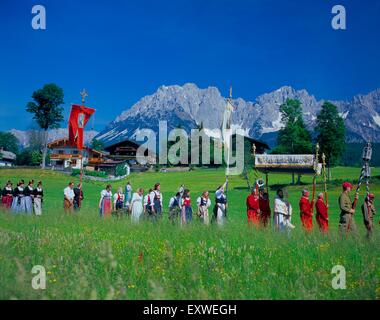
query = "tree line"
xmin=272 ymin=98 xmax=346 ymax=180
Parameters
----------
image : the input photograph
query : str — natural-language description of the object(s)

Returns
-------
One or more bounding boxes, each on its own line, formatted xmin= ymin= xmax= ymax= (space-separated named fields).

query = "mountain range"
xmin=95 ymin=83 xmax=380 ymax=148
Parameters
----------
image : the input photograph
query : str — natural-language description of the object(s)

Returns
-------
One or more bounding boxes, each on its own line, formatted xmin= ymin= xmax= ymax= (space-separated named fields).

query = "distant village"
xmin=0 ymin=132 xmax=269 ymax=178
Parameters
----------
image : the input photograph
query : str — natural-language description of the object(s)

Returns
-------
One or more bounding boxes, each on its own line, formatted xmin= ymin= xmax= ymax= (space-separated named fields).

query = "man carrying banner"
xmin=315 ymin=193 xmax=329 ymax=233
xmin=63 ymin=182 xmax=75 ymax=213
xmin=339 ymin=181 xmax=358 ymax=235
xmin=361 ymin=193 xmax=376 ymax=239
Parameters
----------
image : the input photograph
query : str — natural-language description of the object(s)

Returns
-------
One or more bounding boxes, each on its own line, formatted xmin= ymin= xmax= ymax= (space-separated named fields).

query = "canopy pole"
xmin=79 ymin=89 xmax=88 ymax=197
xmin=322 ymin=153 xmax=328 ymax=207
xmin=352 ymin=142 xmax=372 ymax=210
xmin=311 ymin=143 xmax=319 ymax=213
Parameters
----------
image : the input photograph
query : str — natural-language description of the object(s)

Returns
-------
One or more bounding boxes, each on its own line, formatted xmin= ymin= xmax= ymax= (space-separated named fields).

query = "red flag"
xmin=68 ymin=104 xmax=95 ymax=150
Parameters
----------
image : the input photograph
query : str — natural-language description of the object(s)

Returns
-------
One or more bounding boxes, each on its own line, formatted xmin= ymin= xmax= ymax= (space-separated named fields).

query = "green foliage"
xmin=272 ymin=99 xmax=312 ymax=154
xmin=0 ymin=132 xmax=19 ymax=154
xmin=115 ymin=163 xmax=128 ymax=177
xmin=315 ymin=101 xmax=346 ymax=166
xmin=340 ymin=143 xmax=380 ymax=167
xmin=91 ymin=139 xmax=104 ymax=151
xmin=26 ymin=84 xmax=64 ymax=130
xmin=15 ymin=149 xmax=41 ymax=166
xmin=30 ymin=150 xmax=42 ymax=166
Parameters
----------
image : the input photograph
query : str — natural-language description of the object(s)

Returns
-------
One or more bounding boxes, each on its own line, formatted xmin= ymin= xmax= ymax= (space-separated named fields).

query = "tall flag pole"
xmin=311 ymin=143 xmax=319 ymax=214
xmin=79 ymin=89 xmax=87 ymax=188
xmin=322 ymin=153 xmax=328 ymax=207
xmin=221 ymin=85 xmax=234 ymax=216
xmin=68 ymin=89 xmax=95 ymax=199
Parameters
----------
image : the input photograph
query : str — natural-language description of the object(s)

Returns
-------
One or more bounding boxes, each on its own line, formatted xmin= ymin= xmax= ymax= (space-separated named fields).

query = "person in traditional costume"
xmin=180 ymin=189 xmax=193 ymax=225
xmin=12 ymin=180 xmax=25 ymax=214
xmin=338 ymin=182 xmax=358 ymax=234
xmin=125 ymin=182 xmax=132 ymax=209
xmin=144 ymin=188 xmax=153 ymax=218
xmin=197 ymin=191 xmax=211 ymax=225
xmin=273 ymin=189 xmax=295 ymax=232
xmin=99 ymin=184 xmax=112 ymax=218
xmin=130 ymin=188 xmax=144 ymax=223
xmin=113 ymin=187 xmax=125 ymax=212
xmin=63 ymin=182 xmax=75 ymax=213
xmin=361 ymin=193 xmax=376 ymax=239
xmin=246 ymin=188 xmax=261 ymax=227
xmin=33 ymin=181 xmax=43 ymax=216
xmin=315 ymin=193 xmax=329 ymax=233
xmin=73 ymin=183 xmax=84 ymax=211
xmin=149 ymin=183 xmax=163 ymax=220
xmin=259 ymin=189 xmax=271 ymax=227
xmin=299 ymin=189 xmax=314 ymax=232
xmin=168 ymin=192 xmax=182 ymax=222
xmin=1 ymin=181 xmax=13 ymax=210
xmin=23 ymin=180 xmax=34 ymax=215
xmin=213 ymin=182 xmax=227 ymax=225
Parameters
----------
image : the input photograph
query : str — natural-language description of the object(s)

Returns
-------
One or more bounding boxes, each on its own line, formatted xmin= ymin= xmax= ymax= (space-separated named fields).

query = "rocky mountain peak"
xmin=95 ymin=83 xmax=380 ymax=147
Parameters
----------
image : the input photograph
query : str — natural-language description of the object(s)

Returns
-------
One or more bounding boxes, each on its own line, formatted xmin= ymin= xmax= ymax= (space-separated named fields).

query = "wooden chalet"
xmin=47 ymin=138 xmax=111 ymax=170
xmin=47 ymin=138 xmax=86 ymax=170
xmin=103 ymin=140 xmax=141 ymax=161
xmin=0 ymin=148 xmax=16 ymax=167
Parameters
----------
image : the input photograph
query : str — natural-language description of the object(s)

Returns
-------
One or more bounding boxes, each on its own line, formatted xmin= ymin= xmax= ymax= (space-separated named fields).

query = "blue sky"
xmin=0 ymin=0 xmax=379 ymax=131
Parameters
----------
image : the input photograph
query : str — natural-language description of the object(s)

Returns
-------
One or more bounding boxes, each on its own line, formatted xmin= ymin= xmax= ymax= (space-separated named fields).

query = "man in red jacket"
xmin=315 ymin=193 xmax=329 ymax=233
xmin=299 ymin=189 xmax=314 ymax=232
xmin=259 ymin=189 xmax=271 ymax=227
xmin=246 ymin=188 xmax=261 ymax=227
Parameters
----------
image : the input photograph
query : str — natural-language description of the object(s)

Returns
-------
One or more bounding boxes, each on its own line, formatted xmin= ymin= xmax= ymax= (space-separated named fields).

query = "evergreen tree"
xmin=314 ymin=101 xmax=346 ymax=179
xmin=90 ymin=138 xmax=104 ymax=151
xmin=0 ymin=132 xmax=19 ymax=154
xmin=272 ymin=98 xmax=313 ymax=184
xmin=272 ymin=98 xmax=312 ymax=154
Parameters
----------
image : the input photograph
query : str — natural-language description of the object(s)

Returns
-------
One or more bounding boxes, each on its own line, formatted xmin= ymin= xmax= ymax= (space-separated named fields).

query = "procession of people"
xmin=0 ymin=177 xmax=377 ymax=238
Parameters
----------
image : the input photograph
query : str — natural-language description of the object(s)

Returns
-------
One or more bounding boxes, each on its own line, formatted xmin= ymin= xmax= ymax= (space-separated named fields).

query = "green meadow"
xmin=0 ymin=167 xmax=379 ymax=300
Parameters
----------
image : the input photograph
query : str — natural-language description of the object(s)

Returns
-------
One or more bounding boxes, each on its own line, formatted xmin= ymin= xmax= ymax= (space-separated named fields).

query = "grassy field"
xmin=0 ymin=167 xmax=379 ymax=300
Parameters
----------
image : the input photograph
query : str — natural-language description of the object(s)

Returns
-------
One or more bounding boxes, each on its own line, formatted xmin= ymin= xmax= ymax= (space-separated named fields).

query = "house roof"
xmin=48 ymin=138 xmax=93 ymax=152
xmin=232 ymin=133 xmax=270 ymax=150
xmin=87 ymin=148 xmax=109 ymax=156
xmin=0 ymin=150 xmax=16 ymax=161
xmin=103 ymin=139 xmax=141 ymax=151
xmin=47 ymin=138 xmax=71 ymax=148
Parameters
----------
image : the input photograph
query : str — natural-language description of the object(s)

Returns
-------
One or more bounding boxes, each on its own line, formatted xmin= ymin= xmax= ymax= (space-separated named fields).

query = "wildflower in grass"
xmin=138 ymin=252 xmax=144 ymax=263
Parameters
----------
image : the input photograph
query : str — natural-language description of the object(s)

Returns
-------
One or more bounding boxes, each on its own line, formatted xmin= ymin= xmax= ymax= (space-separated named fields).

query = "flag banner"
xmin=68 ymin=104 xmax=95 ymax=150
xmin=222 ymin=100 xmax=234 ymax=176
xmin=255 ymin=154 xmax=322 ymax=174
